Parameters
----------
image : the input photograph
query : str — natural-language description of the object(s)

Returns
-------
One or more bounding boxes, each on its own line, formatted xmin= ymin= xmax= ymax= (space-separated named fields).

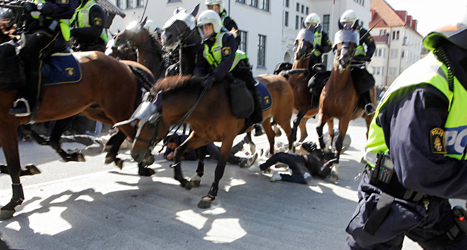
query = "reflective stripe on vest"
xmin=71 ymin=0 xmax=108 ymax=43
xmin=313 ymin=30 xmax=322 ymax=56
xmin=202 ymin=32 xmax=247 ymax=72
xmin=31 ymin=0 xmax=71 ymax=41
xmin=364 ymin=51 xmax=467 ymax=166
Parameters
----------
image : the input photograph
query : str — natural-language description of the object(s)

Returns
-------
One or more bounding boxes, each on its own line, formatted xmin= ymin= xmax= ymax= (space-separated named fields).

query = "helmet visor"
xmin=198 ymin=24 xmax=214 ymax=40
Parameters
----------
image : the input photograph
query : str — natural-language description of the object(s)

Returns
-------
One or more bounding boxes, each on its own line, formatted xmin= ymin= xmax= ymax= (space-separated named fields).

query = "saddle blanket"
xmin=42 ymin=53 xmax=82 ymax=86
xmin=256 ymin=82 xmax=272 ymax=112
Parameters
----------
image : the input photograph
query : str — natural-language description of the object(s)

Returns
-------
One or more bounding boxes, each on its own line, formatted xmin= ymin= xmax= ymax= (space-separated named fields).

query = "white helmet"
xmin=305 ymin=13 xmax=320 ymax=27
xmin=197 ymin=10 xmax=222 ymax=41
xmin=205 ymin=0 xmax=224 ymax=12
xmin=173 ymin=7 xmax=186 ymax=16
xmin=340 ymin=10 xmax=358 ymax=25
xmin=144 ymin=20 xmax=159 ymax=34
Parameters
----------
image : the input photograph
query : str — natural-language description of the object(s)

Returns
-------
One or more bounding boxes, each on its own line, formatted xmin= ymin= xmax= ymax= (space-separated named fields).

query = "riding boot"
xmin=252 ymin=86 xmax=264 ymax=136
xmin=360 ymin=90 xmax=375 ymax=115
xmin=9 ymin=70 xmax=39 ymax=117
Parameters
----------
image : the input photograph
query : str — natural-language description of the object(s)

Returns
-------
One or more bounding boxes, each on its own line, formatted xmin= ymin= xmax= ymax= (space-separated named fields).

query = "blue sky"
xmin=384 ymin=0 xmax=467 ymax=37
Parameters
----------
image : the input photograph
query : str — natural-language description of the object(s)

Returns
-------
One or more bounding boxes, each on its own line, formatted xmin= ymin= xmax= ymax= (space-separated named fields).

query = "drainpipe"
xmin=385 ymin=27 xmax=391 ymax=86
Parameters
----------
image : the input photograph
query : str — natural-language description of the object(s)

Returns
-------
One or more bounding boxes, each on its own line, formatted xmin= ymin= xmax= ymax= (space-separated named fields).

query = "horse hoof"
xmin=184 ymin=180 xmax=192 ymax=190
xmin=197 ymin=196 xmax=213 ymax=209
xmin=23 ymin=164 xmax=41 ymax=176
xmin=191 ymin=179 xmax=201 ymax=187
xmin=104 ymin=156 xmax=113 ymax=165
xmin=77 ymin=154 xmax=85 ymax=162
xmin=0 ymin=209 xmax=15 ymax=220
xmin=138 ymin=167 xmax=155 ymax=176
xmin=115 ymin=159 xmax=123 ymax=170
xmin=273 ymin=126 xmax=282 ymax=137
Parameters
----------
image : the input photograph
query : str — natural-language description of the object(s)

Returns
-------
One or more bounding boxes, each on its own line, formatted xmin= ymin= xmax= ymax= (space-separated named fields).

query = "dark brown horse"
xmin=128 ymin=74 xmax=295 ymax=208
xmin=283 ymin=25 xmax=333 ymax=143
xmin=0 ymin=51 xmax=155 ymax=219
xmin=315 ymin=25 xmax=376 ymax=179
xmin=114 ymin=18 xmax=165 ymax=79
xmin=105 ymin=36 xmax=137 ymax=61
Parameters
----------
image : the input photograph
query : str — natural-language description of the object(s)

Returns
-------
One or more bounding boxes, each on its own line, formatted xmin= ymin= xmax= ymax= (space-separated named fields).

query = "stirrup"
xmin=10 ymin=98 xmax=31 ymax=117
xmin=364 ymin=103 xmax=375 ymax=115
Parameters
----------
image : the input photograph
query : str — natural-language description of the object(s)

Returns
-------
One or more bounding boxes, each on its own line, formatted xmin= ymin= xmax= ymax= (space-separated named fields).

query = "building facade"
xmin=368 ymin=0 xmax=423 ymax=87
xmin=108 ymin=0 xmax=370 ymax=76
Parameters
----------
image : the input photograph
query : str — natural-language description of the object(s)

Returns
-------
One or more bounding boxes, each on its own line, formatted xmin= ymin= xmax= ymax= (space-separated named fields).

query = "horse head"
xmin=294 ymin=24 xmax=316 ymax=61
xmin=114 ymin=17 xmax=151 ymax=48
xmin=333 ymin=22 xmax=359 ymax=70
xmin=161 ymin=3 xmax=200 ymax=52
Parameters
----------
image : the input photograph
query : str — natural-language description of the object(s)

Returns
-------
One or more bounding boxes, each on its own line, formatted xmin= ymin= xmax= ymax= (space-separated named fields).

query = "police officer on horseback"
xmin=193 ymin=10 xmax=263 ymax=135
xmin=344 ymin=26 xmax=467 ymax=250
xmin=205 ymin=0 xmax=240 ymax=46
xmin=9 ymin=0 xmax=76 ymax=116
xmin=70 ymin=0 xmax=107 ymax=52
xmin=339 ymin=10 xmax=376 ymax=115
xmin=303 ymin=13 xmax=332 ymax=74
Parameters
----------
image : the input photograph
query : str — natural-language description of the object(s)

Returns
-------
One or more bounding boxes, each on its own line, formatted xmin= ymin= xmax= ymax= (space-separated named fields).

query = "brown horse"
xmin=0 ymin=51 xmax=155 ymax=219
xmin=283 ymin=25 xmax=334 ymax=143
xmin=315 ymin=25 xmax=376 ymax=179
xmin=105 ymin=36 xmax=137 ymax=61
xmin=128 ymin=74 xmax=295 ymax=208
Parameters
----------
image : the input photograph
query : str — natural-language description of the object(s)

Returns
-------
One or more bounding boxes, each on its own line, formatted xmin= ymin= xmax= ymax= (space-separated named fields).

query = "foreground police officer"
xmin=303 ymin=13 xmax=331 ymax=72
xmin=343 ymin=27 xmax=467 ymax=249
xmin=9 ymin=0 xmax=77 ymax=116
xmin=339 ymin=10 xmax=376 ymax=115
xmin=70 ymin=0 xmax=107 ymax=52
xmin=193 ymin=10 xmax=262 ymax=135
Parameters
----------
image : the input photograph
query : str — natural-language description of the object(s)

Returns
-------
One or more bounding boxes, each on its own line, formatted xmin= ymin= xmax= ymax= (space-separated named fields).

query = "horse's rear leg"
xmin=191 ymin=146 xmax=207 ymax=187
xmin=0 ymin=126 xmax=24 ymax=220
xmin=298 ymin=117 xmax=309 ymax=142
xmin=198 ymin=138 xmax=233 ymax=209
xmin=291 ymin=110 xmax=306 ymax=144
xmin=50 ymin=117 xmax=85 ymax=162
xmin=263 ymin=119 xmax=275 ymax=156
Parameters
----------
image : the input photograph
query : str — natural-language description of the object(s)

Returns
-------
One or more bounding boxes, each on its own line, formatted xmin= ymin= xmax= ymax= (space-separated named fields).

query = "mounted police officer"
xmin=344 ymin=26 xmax=467 ymax=249
xmin=9 ymin=0 xmax=77 ymax=116
xmin=303 ymin=13 xmax=331 ymax=74
xmin=193 ymin=10 xmax=262 ymax=136
xmin=205 ymin=0 xmax=241 ymax=48
xmin=339 ymin=10 xmax=376 ymax=115
xmin=70 ymin=0 xmax=107 ymax=52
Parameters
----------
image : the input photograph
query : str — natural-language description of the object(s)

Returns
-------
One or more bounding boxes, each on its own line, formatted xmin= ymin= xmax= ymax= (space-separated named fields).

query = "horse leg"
xmin=291 ymin=110 xmax=306 ymax=144
xmin=49 ymin=117 xmax=86 ymax=162
xmin=298 ymin=117 xmax=309 ymax=142
xmin=0 ymin=125 xmax=24 ymax=220
xmin=316 ymin=114 xmax=328 ymax=150
xmin=190 ymin=146 xmax=207 ymax=187
xmin=104 ymin=131 xmax=126 ymax=169
xmin=198 ymin=138 xmax=234 ymax=209
xmin=327 ymin=120 xmax=335 ymax=152
xmin=263 ymin=118 xmax=275 ymax=156
xmin=243 ymin=132 xmax=256 ymax=155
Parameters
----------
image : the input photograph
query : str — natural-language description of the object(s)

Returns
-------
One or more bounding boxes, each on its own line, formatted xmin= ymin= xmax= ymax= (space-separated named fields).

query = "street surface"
xmin=0 ymin=118 xmax=464 ymax=249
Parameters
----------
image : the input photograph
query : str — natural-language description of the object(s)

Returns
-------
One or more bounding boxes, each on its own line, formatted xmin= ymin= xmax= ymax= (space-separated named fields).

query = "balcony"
xmin=373 ymin=35 xmax=389 ymax=45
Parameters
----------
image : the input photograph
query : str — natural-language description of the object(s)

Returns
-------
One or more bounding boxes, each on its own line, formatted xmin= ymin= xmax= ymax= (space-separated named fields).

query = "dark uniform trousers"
xmin=18 ymin=23 xmax=68 ymax=109
xmin=230 ymin=58 xmax=263 ymax=125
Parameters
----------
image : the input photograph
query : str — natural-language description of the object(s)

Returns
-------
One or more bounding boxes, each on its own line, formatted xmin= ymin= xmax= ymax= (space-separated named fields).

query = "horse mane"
xmin=154 ymin=75 xmax=204 ymax=96
xmin=145 ymin=29 xmax=163 ymax=56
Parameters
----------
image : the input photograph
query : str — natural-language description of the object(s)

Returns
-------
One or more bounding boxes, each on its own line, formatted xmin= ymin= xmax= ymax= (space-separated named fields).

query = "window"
xmin=250 ymin=0 xmax=258 ymax=8
xmin=285 ymin=0 xmax=289 ymax=8
xmin=239 ymin=31 xmax=248 ymax=54
xmin=306 ymin=7 xmax=309 ymax=15
xmin=376 ymin=67 xmax=381 ymax=75
xmin=260 ymin=0 xmax=269 ymax=11
xmin=295 ymin=15 xmax=299 ymax=30
xmin=401 ymin=50 xmax=404 ymax=58
xmin=296 ymin=3 xmax=299 ymax=11
xmin=392 ymin=30 xmax=400 ymax=40
xmin=137 ymin=0 xmax=144 ymax=7
xmin=301 ymin=17 xmax=304 ymax=27
xmin=389 ymin=67 xmax=396 ymax=77
xmin=390 ymin=49 xmax=398 ymax=58
xmin=126 ymin=0 xmax=133 ymax=9
xmin=116 ymin=0 xmax=122 ymax=8
xmin=381 ymin=67 xmax=385 ymax=76
xmin=301 ymin=5 xmax=304 ymax=13
xmin=236 ymin=0 xmax=246 ymax=3
xmin=323 ymin=14 xmax=330 ymax=33
xmin=257 ymin=35 xmax=266 ymax=67
xmin=284 ymin=11 xmax=289 ymax=27
xmin=377 ymin=48 xmax=382 ymax=57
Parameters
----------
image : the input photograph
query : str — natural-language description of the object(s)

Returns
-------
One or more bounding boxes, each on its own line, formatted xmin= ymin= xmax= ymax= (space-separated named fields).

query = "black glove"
xmin=203 ymin=77 xmax=216 ymax=89
xmin=354 ymin=55 xmax=371 ymax=62
xmin=314 ymin=44 xmax=322 ymax=52
xmin=22 ymin=2 xmax=37 ymax=13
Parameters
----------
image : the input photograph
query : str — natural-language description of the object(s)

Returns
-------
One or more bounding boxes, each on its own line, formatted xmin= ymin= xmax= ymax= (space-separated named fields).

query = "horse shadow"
xmin=0 ymin=158 xmax=362 ymax=249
